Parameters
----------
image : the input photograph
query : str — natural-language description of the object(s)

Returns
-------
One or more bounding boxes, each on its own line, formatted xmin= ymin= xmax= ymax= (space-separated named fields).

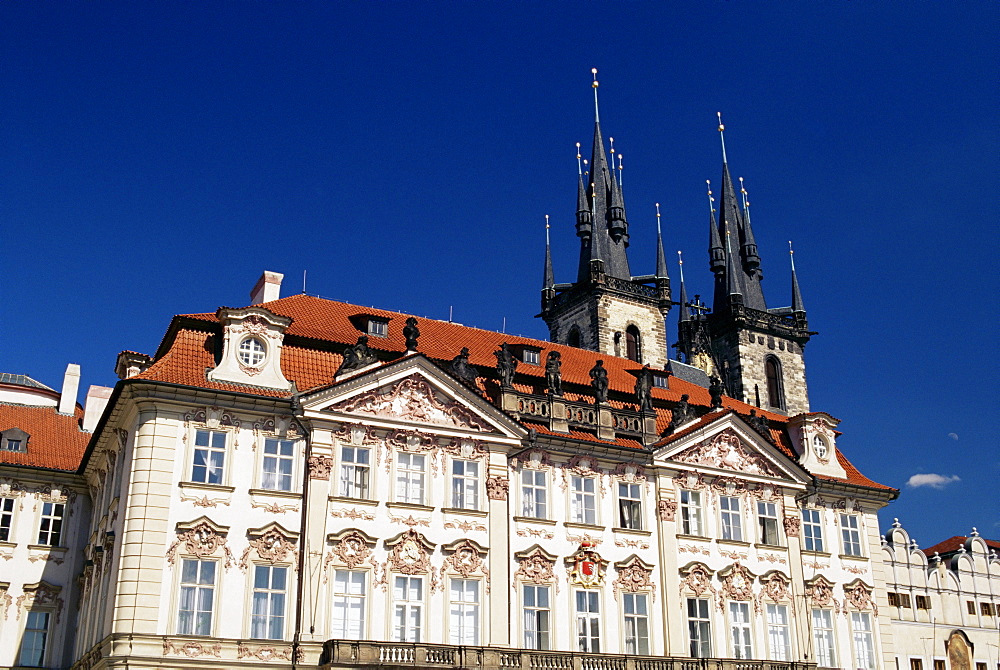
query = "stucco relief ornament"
xmin=513 ymin=548 xmax=557 ymax=586
xmin=333 ymin=531 xmax=372 ymax=569
xmin=611 ymin=462 xmax=647 ymax=483
xmin=565 ymin=541 xmax=607 ymax=588
xmin=16 ymin=582 xmax=64 ymax=623
xmin=510 ymin=449 xmax=554 ymax=473
xmin=804 ymin=577 xmax=839 ymax=611
xmin=442 ymin=437 xmax=487 ymax=461
xmin=657 ymin=499 xmax=677 ymax=522
xmin=241 ymin=529 xmax=297 ymax=570
xmin=674 ymin=429 xmax=779 ymax=477
xmin=679 ymin=563 xmax=716 ymax=598
xmin=844 ymin=581 xmax=878 ymax=614
xmin=783 ymin=516 xmax=801 ymax=538
xmin=720 ymin=563 xmax=755 ymax=604
xmin=166 ymin=522 xmax=234 ymax=568
xmin=612 ymin=557 xmax=655 ymax=600
xmin=486 ymin=475 xmax=509 ymax=501
xmin=673 ymin=470 xmax=707 ymax=491
xmin=307 ymin=455 xmax=333 ymax=480
xmin=758 ymin=572 xmax=792 ymax=612
xmin=443 ymin=540 xmax=490 ymax=592
xmin=162 ymin=639 xmax=222 ymax=658
xmin=329 ymin=373 xmax=489 ymax=431
xmin=387 ymin=530 xmax=432 ymax=575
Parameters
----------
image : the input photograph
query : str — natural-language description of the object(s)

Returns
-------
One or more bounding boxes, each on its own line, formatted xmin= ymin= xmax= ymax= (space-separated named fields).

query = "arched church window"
xmin=764 ymin=357 xmax=784 ymax=410
xmin=625 ymin=326 xmax=641 ymax=363
xmin=567 ymin=326 xmax=581 ymax=348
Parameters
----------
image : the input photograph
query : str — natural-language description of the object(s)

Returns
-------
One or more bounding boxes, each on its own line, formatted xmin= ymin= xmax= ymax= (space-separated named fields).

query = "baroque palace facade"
xmin=1 ymin=79 xmax=998 ymax=670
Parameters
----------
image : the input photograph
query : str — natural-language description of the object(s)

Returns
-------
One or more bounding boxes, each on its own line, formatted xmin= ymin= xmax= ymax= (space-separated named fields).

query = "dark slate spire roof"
xmin=655 ymin=207 xmax=669 ymax=279
xmin=724 ymin=227 xmax=744 ymax=302
xmin=677 ymin=253 xmax=690 ymax=323
xmin=708 ymin=191 xmax=725 ymax=276
xmin=543 ymin=218 xmax=555 ymax=290
xmin=790 ymin=245 xmax=805 ymax=313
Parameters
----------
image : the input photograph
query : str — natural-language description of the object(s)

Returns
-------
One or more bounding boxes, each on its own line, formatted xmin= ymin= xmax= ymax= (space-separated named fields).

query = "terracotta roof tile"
xmin=0 ymin=403 xmax=89 ymax=471
xmin=922 ymin=535 xmax=1000 ymax=557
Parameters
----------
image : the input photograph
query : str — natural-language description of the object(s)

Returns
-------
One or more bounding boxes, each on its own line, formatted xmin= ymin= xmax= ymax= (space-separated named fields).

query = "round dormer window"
xmin=238 ymin=337 xmax=266 ymax=367
xmin=812 ymin=434 xmax=828 ymax=459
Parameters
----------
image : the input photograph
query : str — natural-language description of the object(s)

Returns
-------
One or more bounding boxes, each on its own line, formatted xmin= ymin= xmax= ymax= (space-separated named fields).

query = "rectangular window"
xmin=523 ymin=350 xmax=540 ymax=365
xmin=680 ymin=490 xmax=703 ymax=536
xmin=3 ymin=439 xmax=23 ymax=452
xmin=899 ymin=593 xmax=912 ymax=608
xmin=802 ymin=509 xmax=824 ymax=552
xmin=623 ymin=593 xmax=649 ymax=655
xmin=916 ymin=595 xmax=931 ymax=610
xmin=687 ymin=598 xmax=712 ymax=658
xmin=850 ymin=612 xmax=876 ymax=670
xmin=981 ymin=602 xmax=994 ymax=616
xmin=653 ymin=375 xmax=669 ymax=389
xmin=757 ymin=501 xmax=780 ymax=545
xmin=262 ymin=438 xmax=295 ymax=491
xmin=521 ymin=470 xmax=547 ymax=519
xmin=934 ymin=661 xmax=946 ymax=670
xmin=0 ymin=497 xmax=13 ymax=542
xmin=766 ymin=603 xmax=790 ymax=661
xmin=967 ymin=600 xmax=976 ymax=615
xmin=18 ymin=611 xmax=50 ymax=666
xmin=618 ymin=483 xmax=642 ymax=530
xmin=911 ymin=660 xmax=924 ymax=670
xmin=720 ymin=496 xmax=743 ymax=542
xmin=395 ymin=453 xmax=426 ymax=505
xmin=812 ymin=609 xmax=837 ymax=668
xmin=523 ymin=584 xmax=551 ymax=650
xmin=729 ymin=601 xmax=753 ymax=659
xmin=367 ymin=318 xmax=388 ymax=337
xmin=840 ymin=514 xmax=863 ymax=556
xmin=178 ymin=559 xmax=216 ymax=635
xmin=393 ymin=575 xmax=423 ymax=642
xmin=888 ymin=592 xmax=899 ymax=607
xmin=575 ymin=590 xmax=600 ymax=653
xmin=37 ymin=502 xmax=64 ymax=546
xmin=571 ymin=476 xmax=596 ymax=525
xmin=251 ymin=565 xmax=287 ymax=639
xmin=331 ymin=570 xmax=366 ymax=640
xmin=340 ymin=446 xmax=370 ymax=498
xmin=192 ymin=429 xmax=226 ymax=484
xmin=449 ymin=579 xmax=480 ymax=645
xmin=451 ymin=460 xmax=480 ymax=510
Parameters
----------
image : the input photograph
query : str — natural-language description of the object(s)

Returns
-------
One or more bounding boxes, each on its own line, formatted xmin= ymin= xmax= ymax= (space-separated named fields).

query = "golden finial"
xmin=706 ymin=179 xmax=716 ymax=213
xmin=545 ymin=214 xmax=551 ymax=244
xmin=591 ymin=68 xmax=600 ymax=122
xmin=617 ymin=153 xmax=623 ymax=186
xmin=717 ymin=112 xmax=728 ymax=163
xmin=576 ymin=142 xmax=583 ymax=175
xmin=788 ymin=240 xmax=795 ymax=267
xmin=739 ymin=177 xmax=752 ymax=226
xmin=717 ymin=111 xmax=724 ymax=132
xmin=655 ymin=202 xmax=662 ymax=235
xmin=592 ymin=68 xmax=599 ymax=87
xmin=678 ymin=250 xmax=686 ymax=283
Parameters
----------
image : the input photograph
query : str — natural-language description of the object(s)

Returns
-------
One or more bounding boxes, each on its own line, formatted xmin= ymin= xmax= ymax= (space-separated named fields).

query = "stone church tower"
xmin=538 ymin=72 xmax=672 ymax=368
xmin=674 ymin=118 xmax=813 ymax=416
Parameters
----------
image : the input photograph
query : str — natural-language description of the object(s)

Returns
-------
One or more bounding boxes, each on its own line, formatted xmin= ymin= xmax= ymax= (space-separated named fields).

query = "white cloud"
xmin=947 ymin=433 xmax=959 ymax=441
xmin=906 ymin=473 xmax=961 ymax=489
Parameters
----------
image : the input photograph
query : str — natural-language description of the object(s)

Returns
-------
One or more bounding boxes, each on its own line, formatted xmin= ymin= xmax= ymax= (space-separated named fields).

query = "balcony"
xmin=319 ymin=640 xmax=817 ymax=670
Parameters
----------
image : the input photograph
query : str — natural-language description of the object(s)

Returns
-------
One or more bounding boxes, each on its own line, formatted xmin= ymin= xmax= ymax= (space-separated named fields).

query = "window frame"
xmin=570 ymin=475 xmax=597 ymax=525
xmin=395 ymin=452 xmax=427 ymax=505
xmin=574 ymin=589 xmax=601 ymax=653
xmin=339 ymin=445 xmax=371 ymax=499
xmin=757 ymin=500 xmax=781 ymax=546
xmin=18 ymin=610 xmax=51 ymax=667
xmin=801 ymin=508 xmax=824 ymax=552
xmin=449 ymin=578 xmax=481 ymax=646
xmin=687 ymin=597 xmax=712 ymax=658
xmin=840 ymin=513 xmax=864 ymax=557
xmin=260 ymin=437 xmax=296 ymax=492
xmin=764 ymin=356 xmax=785 ymax=410
xmin=190 ymin=428 xmax=229 ymax=486
xmin=521 ymin=469 xmax=547 ymax=519
xmin=0 ymin=496 xmax=15 ymax=543
xmin=617 ymin=482 xmax=643 ymax=530
xmin=849 ymin=611 xmax=876 ymax=670
xmin=622 ymin=592 xmax=650 ymax=655
xmin=812 ymin=608 xmax=837 ymax=668
xmin=367 ymin=318 xmax=389 ymax=338
xmin=765 ymin=603 xmax=791 ymax=661
xmin=729 ymin=600 xmax=753 ymax=659
xmin=392 ymin=574 xmax=424 ymax=642
xmin=451 ymin=459 xmax=480 ymax=511
xmin=238 ymin=336 xmax=267 ymax=367
xmin=250 ymin=563 xmax=288 ymax=640
xmin=37 ymin=501 xmax=64 ymax=547
xmin=331 ymin=569 xmax=367 ymax=640
xmin=720 ymin=495 xmax=743 ymax=542
xmin=177 ymin=557 xmax=218 ymax=636
xmin=679 ymin=489 xmax=704 ymax=537
xmin=522 ymin=584 xmax=551 ymax=650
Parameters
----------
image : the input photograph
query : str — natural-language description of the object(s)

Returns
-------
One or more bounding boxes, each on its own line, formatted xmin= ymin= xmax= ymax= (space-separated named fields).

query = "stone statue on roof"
xmin=589 ymin=360 xmax=608 ymax=404
xmin=747 ymin=409 xmax=772 ymax=440
xmin=708 ymin=375 xmax=724 ymax=409
xmin=449 ymin=347 xmax=478 ymax=384
xmin=403 ymin=317 xmax=420 ymax=352
xmin=667 ymin=393 xmax=693 ymax=433
xmin=635 ymin=363 xmax=653 ymax=412
xmin=495 ymin=343 xmax=518 ymax=389
xmin=337 ymin=335 xmax=379 ymax=375
xmin=545 ymin=351 xmax=562 ymax=397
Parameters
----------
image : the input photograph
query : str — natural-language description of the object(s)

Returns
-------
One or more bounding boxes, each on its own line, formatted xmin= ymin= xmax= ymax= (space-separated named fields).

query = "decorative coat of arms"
xmin=565 ymin=541 xmax=607 ymax=588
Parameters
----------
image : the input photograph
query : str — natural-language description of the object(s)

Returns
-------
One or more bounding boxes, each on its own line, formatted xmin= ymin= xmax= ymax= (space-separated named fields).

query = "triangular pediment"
xmin=654 ymin=413 xmax=808 ymax=485
xmin=300 ymin=355 xmax=524 ymax=438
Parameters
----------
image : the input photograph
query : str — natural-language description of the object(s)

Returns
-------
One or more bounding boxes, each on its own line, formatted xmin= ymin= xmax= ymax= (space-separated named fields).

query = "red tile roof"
xmin=922 ymin=535 xmax=1000 ymax=558
xmin=131 ymin=293 xmax=893 ymax=492
xmin=0 ymin=402 xmax=89 ymax=472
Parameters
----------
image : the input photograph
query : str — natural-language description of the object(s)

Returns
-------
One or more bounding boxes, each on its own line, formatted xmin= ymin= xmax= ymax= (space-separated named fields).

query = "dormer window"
xmin=367 ymin=318 xmax=389 ymax=338
xmin=653 ymin=373 xmax=669 ymax=389
xmin=1 ymin=428 xmax=29 ymax=452
xmin=238 ymin=337 xmax=267 ymax=367
xmin=812 ymin=435 xmax=828 ymax=460
xmin=522 ymin=349 xmax=540 ymax=366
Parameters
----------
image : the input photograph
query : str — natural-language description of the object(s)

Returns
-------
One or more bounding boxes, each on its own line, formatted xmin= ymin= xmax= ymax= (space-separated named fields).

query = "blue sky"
xmin=2 ymin=2 xmax=997 ymax=545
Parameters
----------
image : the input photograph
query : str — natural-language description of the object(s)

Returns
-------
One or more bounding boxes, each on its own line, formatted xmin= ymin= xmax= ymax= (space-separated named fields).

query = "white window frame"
xmin=261 ymin=437 xmax=296 ymax=492
xmin=802 ymin=508 xmax=824 ymax=552
xmin=720 ymin=495 xmax=743 ymax=542
xmin=812 ymin=608 xmax=837 ymax=668
xmin=623 ymin=592 xmax=650 ymax=655
xmin=449 ymin=578 xmax=481 ymax=645
xmin=191 ymin=429 xmax=228 ymax=485
xmin=687 ymin=597 xmax=712 ymax=658
xmin=850 ymin=611 xmax=876 ymax=670
xmin=395 ymin=453 xmax=426 ymax=505
xmin=757 ymin=500 xmax=780 ymax=546
xmin=18 ymin=610 xmax=51 ymax=666
xmin=765 ymin=603 xmax=791 ymax=661
xmin=250 ymin=564 xmax=288 ymax=640
xmin=729 ymin=601 xmax=753 ymax=659
xmin=393 ymin=575 xmax=423 ymax=642
xmin=331 ymin=570 xmax=367 ymax=640
xmin=840 ymin=514 xmax=864 ymax=557
xmin=617 ymin=482 xmax=642 ymax=530
xmin=339 ymin=445 xmax=371 ymax=499
xmin=37 ymin=501 xmax=64 ymax=546
xmin=521 ymin=469 xmax=547 ymax=519
xmin=522 ymin=584 xmax=551 ymax=650
xmin=523 ymin=349 xmax=540 ymax=365
xmin=367 ymin=318 xmax=388 ymax=338
xmin=680 ymin=490 xmax=703 ymax=536
xmin=575 ymin=589 xmax=601 ymax=653
xmin=238 ymin=336 xmax=267 ymax=367
xmin=177 ymin=558 xmax=217 ymax=636
xmin=451 ymin=459 xmax=480 ymax=510
xmin=0 ymin=496 xmax=15 ymax=542
xmin=570 ymin=476 xmax=597 ymax=525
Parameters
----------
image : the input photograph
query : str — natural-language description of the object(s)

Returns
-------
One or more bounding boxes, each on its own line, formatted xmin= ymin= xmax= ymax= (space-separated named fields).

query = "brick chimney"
xmin=250 ymin=271 xmax=284 ymax=305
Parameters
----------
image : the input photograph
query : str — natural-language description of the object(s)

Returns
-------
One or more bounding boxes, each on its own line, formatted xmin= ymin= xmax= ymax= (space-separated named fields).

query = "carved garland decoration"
xmin=679 ymin=563 xmax=716 ymax=598
xmin=165 ymin=522 xmax=235 ymax=569
xmin=844 ymin=581 xmax=878 ymax=615
xmin=757 ymin=572 xmax=793 ymax=614
xmin=163 ymin=639 xmax=223 ymax=658
xmin=16 ymin=582 xmax=64 ymax=623
xmin=442 ymin=540 xmax=490 ymax=593
xmin=240 ymin=529 xmax=297 ymax=571
xmin=329 ymin=374 xmax=490 ymax=431
xmin=783 ymin=516 xmax=801 ymax=538
xmin=331 ymin=531 xmax=373 ymax=570
xmin=252 ymin=416 xmax=304 ymax=451
xmin=612 ymin=557 xmax=655 ymax=601
xmin=804 ymin=577 xmax=840 ymax=612
xmin=386 ymin=529 xmax=433 ymax=575
xmin=611 ymin=462 xmax=647 ymax=483
xmin=719 ymin=563 xmax=755 ymax=607
xmin=509 ymin=449 xmax=555 ymax=473
xmin=673 ymin=429 xmax=779 ymax=477
xmin=513 ymin=547 xmax=557 ymax=588
xmin=308 ymin=455 xmax=333 ymax=480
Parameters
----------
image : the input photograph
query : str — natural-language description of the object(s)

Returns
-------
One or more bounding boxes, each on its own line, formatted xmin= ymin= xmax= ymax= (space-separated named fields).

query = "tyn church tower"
xmin=539 ymin=70 xmax=672 ymax=368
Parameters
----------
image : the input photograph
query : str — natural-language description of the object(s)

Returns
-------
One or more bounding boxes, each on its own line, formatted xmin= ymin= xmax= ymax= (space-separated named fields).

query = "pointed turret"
xmin=707 ymin=181 xmax=726 ymax=275
xmin=789 ymin=242 xmax=805 ymax=314
xmin=725 ymin=229 xmax=743 ymax=304
xmin=677 ymin=251 xmax=690 ymax=323
xmin=543 ymin=216 xmax=555 ymax=290
xmin=655 ymin=204 xmax=669 ymax=279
